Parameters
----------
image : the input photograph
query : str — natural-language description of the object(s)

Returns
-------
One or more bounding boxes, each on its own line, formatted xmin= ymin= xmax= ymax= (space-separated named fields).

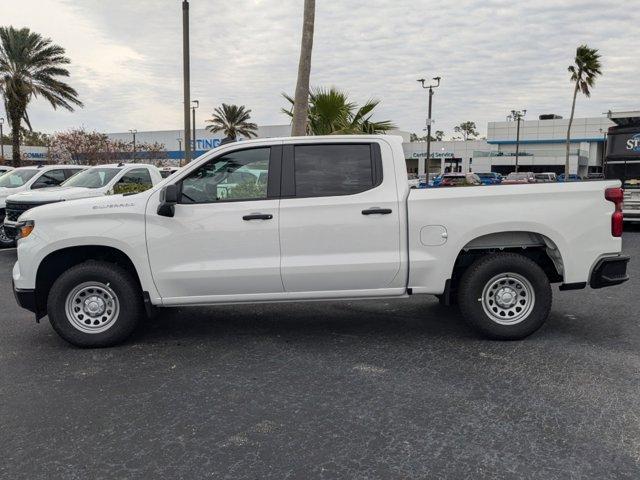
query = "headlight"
xmin=18 ymin=220 xmax=35 ymax=239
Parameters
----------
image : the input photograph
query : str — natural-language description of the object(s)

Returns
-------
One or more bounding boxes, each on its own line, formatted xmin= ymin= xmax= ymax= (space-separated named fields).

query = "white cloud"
xmin=2 ymin=0 xmax=639 ymax=138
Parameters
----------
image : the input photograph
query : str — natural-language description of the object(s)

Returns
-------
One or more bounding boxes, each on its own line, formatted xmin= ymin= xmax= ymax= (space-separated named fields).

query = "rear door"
xmin=278 ymin=140 xmax=402 ymax=293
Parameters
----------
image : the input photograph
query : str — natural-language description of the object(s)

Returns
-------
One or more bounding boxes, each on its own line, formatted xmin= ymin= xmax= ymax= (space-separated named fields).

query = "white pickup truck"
xmin=11 ymin=135 xmax=629 ymax=347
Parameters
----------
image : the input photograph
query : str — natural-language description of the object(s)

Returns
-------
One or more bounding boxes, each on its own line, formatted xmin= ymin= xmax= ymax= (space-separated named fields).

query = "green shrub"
xmin=112 ymin=182 xmax=153 ymax=195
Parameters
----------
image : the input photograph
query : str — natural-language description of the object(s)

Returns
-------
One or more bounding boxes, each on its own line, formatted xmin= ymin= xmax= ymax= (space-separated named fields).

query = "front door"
xmin=146 ymin=145 xmax=283 ymax=303
xmin=278 ymin=141 xmax=402 ymax=293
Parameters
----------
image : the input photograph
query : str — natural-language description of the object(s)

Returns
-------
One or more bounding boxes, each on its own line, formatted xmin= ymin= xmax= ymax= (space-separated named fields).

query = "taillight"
xmin=605 ymin=187 xmax=624 ymax=237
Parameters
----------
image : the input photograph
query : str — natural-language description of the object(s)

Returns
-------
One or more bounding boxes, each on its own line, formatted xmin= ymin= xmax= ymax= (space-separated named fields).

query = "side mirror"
xmin=157 ymin=184 xmax=178 ymax=217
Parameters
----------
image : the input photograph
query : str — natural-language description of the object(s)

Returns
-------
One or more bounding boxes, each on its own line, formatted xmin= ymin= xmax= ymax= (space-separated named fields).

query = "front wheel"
xmin=457 ymin=253 xmax=552 ymax=340
xmin=0 ymin=225 xmax=16 ymax=248
xmin=47 ymin=260 xmax=142 ymax=347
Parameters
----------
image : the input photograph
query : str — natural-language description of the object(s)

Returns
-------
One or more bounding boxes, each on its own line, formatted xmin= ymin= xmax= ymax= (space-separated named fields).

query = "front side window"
xmin=31 ymin=169 xmax=67 ymax=189
xmin=114 ymin=168 xmax=154 ymax=195
xmin=119 ymin=168 xmax=152 ymax=186
xmin=293 ymin=144 xmax=379 ymax=197
xmin=0 ymin=169 xmax=38 ymax=188
xmin=180 ymin=147 xmax=270 ymax=204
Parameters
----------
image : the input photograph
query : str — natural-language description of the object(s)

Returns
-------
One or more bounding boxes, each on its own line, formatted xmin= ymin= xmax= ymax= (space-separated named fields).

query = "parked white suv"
xmin=0 ymin=164 xmax=86 ymax=247
xmin=3 ymin=163 xmax=162 ymax=243
xmin=11 ymin=136 xmax=629 ymax=347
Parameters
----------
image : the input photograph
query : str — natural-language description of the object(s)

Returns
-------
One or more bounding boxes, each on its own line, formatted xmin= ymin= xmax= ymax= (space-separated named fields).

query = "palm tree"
xmin=0 ymin=27 xmax=82 ymax=166
xmin=205 ymin=104 xmax=258 ymax=141
xmin=565 ymin=44 xmax=602 ymax=176
xmin=282 ymin=87 xmax=396 ymax=135
xmin=291 ymin=0 xmax=315 ymax=136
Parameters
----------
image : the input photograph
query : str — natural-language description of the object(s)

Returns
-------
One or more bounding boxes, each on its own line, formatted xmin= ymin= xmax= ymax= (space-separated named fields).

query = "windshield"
xmin=0 ymin=169 xmax=38 ymax=188
xmin=62 ymin=167 xmax=120 ymax=188
xmin=476 ymin=173 xmax=494 ymax=178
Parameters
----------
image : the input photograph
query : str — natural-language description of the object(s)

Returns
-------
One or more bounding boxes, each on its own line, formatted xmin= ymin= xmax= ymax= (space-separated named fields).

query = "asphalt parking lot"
xmin=1 ymin=231 xmax=640 ymax=480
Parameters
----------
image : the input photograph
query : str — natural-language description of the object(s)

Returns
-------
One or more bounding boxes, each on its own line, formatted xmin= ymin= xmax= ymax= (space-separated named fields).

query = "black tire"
xmin=47 ymin=260 xmax=142 ymax=347
xmin=0 ymin=225 xmax=16 ymax=248
xmin=457 ymin=253 xmax=552 ymax=340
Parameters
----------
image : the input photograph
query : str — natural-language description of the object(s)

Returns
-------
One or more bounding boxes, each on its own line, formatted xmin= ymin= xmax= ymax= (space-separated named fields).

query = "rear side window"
xmin=292 ymin=144 xmax=381 ymax=197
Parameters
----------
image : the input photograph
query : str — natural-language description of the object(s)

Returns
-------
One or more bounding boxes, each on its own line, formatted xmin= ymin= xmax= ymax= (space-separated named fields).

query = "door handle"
xmin=243 ymin=213 xmax=273 ymax=221
xmin=362 ymin=208 xmax=392 ymax=215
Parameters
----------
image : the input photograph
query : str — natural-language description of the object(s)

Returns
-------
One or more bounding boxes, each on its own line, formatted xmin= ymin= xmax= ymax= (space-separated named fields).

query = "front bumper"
xmin=590 ymin=256 xmax=630 ymax=289
xmin=12 ymin=279 xmax=37 ymax=315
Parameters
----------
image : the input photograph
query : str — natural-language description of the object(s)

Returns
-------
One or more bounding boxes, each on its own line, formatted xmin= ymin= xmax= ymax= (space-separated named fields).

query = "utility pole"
xmin=599 ymin=128 xmax=607 ymax=173
xmin=182 ymin=0 xmax=192 ymax=164
xmin=129 ymin=129 xmax=137 ymax=162
xmin=0 ymin=118 xmax=4 ymax=159
xmin=510 ymin=109 xmax=526 ymax=173
xmin=191 ymin=100 xmax=199 ymax=155
xmin=418 ymin=76 xmax=441 ymax=186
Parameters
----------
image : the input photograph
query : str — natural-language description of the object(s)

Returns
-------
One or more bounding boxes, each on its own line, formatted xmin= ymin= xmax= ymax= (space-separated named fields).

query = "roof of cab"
xmin=10 ymin=164 xmax=86 ymax=170
xmin=88 ymin=163 xmax=158 ymax=169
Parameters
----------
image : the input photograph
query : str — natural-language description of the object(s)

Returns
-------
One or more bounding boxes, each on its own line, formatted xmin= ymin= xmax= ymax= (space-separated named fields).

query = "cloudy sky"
xmin=3 ymin=0 xmax=639 ymax=138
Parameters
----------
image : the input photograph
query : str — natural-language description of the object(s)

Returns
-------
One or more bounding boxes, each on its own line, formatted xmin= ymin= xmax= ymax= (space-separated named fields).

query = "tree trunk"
xmin=291 ymin=0 xmax=315 ymax=136
xmin=565 ymin=80 xmax=580 ymax=177
xmin=10 ymin=112 xmax=21 ymax=168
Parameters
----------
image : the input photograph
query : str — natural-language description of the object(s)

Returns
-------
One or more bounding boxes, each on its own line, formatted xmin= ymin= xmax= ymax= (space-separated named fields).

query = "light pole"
xmin=418 ymin=76 xmax=441 ymax=185
xmin=509 ymin=109 xmax=526 ymax=172
xmin=177 ymin=137 xmax=183 ymax=156
xmin=182 ymin=0 xmax=192 ymax=164
xmin=0 ymin=117 xmax=4 ymax=159
xmin=599 ymin=128 xmax=608 ymax=173
xmin=191 ymin=100 xmax=199 ymax=155
xmin=129 ymin=129 xmax=137 ymax=162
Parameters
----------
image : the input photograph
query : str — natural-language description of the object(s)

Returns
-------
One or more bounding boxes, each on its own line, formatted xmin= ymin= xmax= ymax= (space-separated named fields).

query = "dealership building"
xmin=404 ymin=113 xmax=624 ymax=177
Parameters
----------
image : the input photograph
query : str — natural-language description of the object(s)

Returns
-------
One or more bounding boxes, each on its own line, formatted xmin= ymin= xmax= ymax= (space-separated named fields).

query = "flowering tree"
xmin=49 ymin=128 xmax=168 ymax=165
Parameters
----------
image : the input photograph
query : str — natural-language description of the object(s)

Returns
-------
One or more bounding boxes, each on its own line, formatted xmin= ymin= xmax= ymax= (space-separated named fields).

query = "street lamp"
xmin=417 ymin=76 xmax=441 ymax=185
xmin=182 ymin=0 xmax=192 ymax=163
xmin=508 ymin=109 xmax=526 ymax=172
xmin=599 ymin=127 xmax=608 ymax=173
xmin=129 ymin=129 xmax=137 ymax=162
xmin=0 ymin=117 xmax=4 ymax=159
xmin=191 ymin=100 xmax=199 ymax=154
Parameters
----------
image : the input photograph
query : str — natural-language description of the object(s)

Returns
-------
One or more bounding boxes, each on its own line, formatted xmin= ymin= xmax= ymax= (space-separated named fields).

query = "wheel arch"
xmin=34 ymin=245 xmax=143 ymax=318
xmin=442 ymin=231 xmax=565 ymax=305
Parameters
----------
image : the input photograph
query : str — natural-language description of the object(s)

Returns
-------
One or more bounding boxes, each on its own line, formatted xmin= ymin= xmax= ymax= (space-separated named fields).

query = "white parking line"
xmin=0 ymin=248 xmax=17 ymax=253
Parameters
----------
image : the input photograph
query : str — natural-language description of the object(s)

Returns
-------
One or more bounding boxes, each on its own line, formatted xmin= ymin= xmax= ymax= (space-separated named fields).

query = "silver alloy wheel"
xmin=481 ymin=272 xmax=535 ymax=325
xmin=65 ymin=281 xmax=120 ymax=334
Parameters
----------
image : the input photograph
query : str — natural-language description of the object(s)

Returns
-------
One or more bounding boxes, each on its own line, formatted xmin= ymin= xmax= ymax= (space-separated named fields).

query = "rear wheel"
xmin=0 ymin=225 xmax=15 ymax=248
xmin=47 ymin=260 xmax=142 ymax=347
xmin=457 ymin=253 xmax=552 ymax=340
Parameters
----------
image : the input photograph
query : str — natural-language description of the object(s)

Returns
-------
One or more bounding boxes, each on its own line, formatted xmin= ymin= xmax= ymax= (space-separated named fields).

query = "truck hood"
xmin=0 ymin=187 xmax=26 ymax=208
xmin=19 ymin=189 xmax=152 ymax=223
xmin=7 ymin=186 xmax=104 ymax=203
